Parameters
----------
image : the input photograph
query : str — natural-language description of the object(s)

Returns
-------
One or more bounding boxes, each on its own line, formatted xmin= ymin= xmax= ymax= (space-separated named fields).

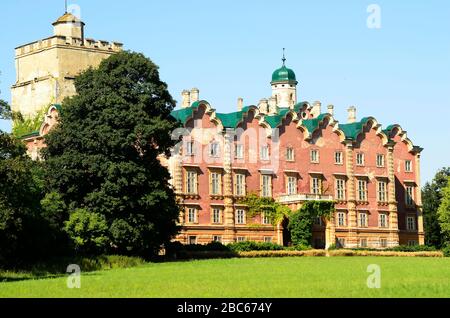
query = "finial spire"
xmin=65 ymin=0 xmax=68 ymax=13
xmin=282 ymin=48 xmax=286 ymax=66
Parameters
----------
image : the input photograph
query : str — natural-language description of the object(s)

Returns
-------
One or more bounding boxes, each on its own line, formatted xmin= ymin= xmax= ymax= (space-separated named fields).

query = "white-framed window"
xmin=311 ymin=177 xmax=321 ymax=195
xmin=235 ymin=144 xmax=244 ymax=159
xmin=405 ymin=160 xmax=412 ymax=172
xmin=210 ymin=172 xmax=222 ymax=195
xmin=260 ymin=145 xmax=270 ymax=161
xmin=187 ymin=207 xmax=197 ymax=224
xmin=407 ymin=216 xmax=416 ymax=231
xmin=188 ymin=236 xmax=197 ymax=245
xmin=357 ymin=179 xmax=368 ymax=202
xmin=335 ymin=151 xmax=343 ymax=165
xmin=359 ymin=212 xmax=368 ymax=228
xmin=356 ymin=153 xmax=365 ymax=166
xmin=212 ymin=208 xmax=222 ymax=224
xmin=209 ymin=142 xmax=220 ymax=157
xmin=262 ymin=213 xmax=270 ymax=225
xmin=236 ymin=209 xmax=246 ymax=225
xmin=380 ymin=238 xmax=388 ymax=248
xmin=337 ymin=212 xmax=346 ymax=227
xmin=213 ymin=236 xmax=222 ymax=243
xmin=185 ymin=141 xmax=195 ymax=156
xmin=359 ymin=238 xmax=368 ymax=248
xmin=336 ymin=178 xmax=346 ymax=201
xmin=314 ymin=217 xmax=323 ymax=226
xmin=264 ymin=237 xmax=273 ymax=243
xmin=261 ymin=174 xmax=272 ymax=197
xmin=237 ymin=236 xmax=246 ymax=242
xmin=287 ymin=176 xmax=297 ymax=195
xmin=376 ymin=154 xmax=385 ymax=167
xmin=377 ymin=181 xmax=387 ymax=202
xmin=405 ymin=186 xmax=414 ymax=206
xmin=310 ymin=150 xmax=319 ymax=163
xmin=286 ymin=147 xmax=295 ymax=161
xmin=379 ymin=213 xmax=388 ymax=228
xmin=235 ymin=173 xmax=246 ymax=196
xmin=186 ymin=170 xmax=198 ymax=194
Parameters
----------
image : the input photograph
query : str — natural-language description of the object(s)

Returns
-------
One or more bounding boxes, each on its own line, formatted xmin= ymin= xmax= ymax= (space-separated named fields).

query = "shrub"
xmin=387 ymin=245 xmax=437 ymax=252
xmin=228 ymin=241 xmax=284 ymax=252
xmin=443 ymin=246 xmax=450 ymax=257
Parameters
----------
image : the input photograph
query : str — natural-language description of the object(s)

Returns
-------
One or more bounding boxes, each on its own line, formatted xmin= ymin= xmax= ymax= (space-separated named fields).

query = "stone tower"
xmin=270 ymin=52 xmax=298 ymax=110
xmin=11 ymin=12 xmax=123 ymax=119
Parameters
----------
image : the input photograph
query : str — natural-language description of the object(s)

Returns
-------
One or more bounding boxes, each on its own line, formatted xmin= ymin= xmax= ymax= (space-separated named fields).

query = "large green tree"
xmin=422 ymin=168 xmax=450 ymax=248
xmin=42 ymin=52 xmax=180 ymax=256
xmin=437 ymin=177 xmax=450 ymax=247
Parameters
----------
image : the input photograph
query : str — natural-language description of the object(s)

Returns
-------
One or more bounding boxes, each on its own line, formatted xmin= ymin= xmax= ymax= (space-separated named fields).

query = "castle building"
xmin=12 ymin=12 xmax=123 ymax=159
xmin=169 ymin=61 xmax=424 ymax=249
xmin=12 ymin=14 xmax=424 ymax=249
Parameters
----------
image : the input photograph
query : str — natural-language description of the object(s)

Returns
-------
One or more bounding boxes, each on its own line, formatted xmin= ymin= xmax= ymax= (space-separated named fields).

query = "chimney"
xmin=181 ymin=90 xmax=191 ymax=108
xmin=258 ymin=99 xmax=269 ymax=114
xmin=348 ymin=106 xmax=357 ymax=123
xmin=311 ymin=101 xmax=322 ymax=118
xmin=237 ymin=98 xmax=244 ymax=111
xmin=327 ymin=105 xmax=334 ymax=116
xmin=190 ymin=88 xmax=199 ymax=104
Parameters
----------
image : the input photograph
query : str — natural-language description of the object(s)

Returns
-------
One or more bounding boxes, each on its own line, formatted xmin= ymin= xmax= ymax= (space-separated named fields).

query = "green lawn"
xmin=1 ymin=257 xmax=450 ymax=298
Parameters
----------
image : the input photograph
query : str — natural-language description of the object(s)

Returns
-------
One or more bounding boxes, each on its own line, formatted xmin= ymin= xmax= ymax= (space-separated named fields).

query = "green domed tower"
xmin=271 ymin=49 xmax=298 ymax=109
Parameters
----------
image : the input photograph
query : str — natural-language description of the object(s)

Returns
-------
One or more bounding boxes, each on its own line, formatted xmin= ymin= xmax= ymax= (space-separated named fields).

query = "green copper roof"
xmin=170 ymin=100 xmax=203 ymax=123
xmin=302 ymin=113 xmax=330 ymax=134
xmin=271 ymin=65 xmax=297 ymax=84
xmin=339 ymin=117 xmax=371 ymax=140
xmin=264 ymin=108 xmax=290 ymax=128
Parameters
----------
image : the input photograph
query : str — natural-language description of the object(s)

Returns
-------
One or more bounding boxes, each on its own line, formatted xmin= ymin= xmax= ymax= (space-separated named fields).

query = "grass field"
xmin=1 ymin=257 xmax=450 ymax=298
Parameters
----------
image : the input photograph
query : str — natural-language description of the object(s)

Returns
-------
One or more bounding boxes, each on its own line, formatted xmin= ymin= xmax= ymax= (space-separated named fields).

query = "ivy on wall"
xmin=12 ymin=106 xmax=48 ymax=138
xmin=288 ymin=201 xmax=335 ymax=247
xmin=242 ymin=193 xmax=291 ymax=226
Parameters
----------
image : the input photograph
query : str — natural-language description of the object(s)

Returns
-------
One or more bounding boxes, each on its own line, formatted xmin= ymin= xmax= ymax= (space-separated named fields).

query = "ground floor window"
xmin=264 ymin=237 xmax=273 ymax=243
xmin=408 ymin=240 xmax=418 ymax=246
xmin=380 ymin=238 xmax=388 ymax=248
xmin=336 ymin=238 xmax=346 ymax=248
xmin=188 ymin=236 xmax=197 ymax=245
xmin=359 ymin=238 xmax=368 ymax=248
xmin=213 ymin=236 xmax=222 ymax=243
xmin=236 ymin=236 xmax=246 ymax=242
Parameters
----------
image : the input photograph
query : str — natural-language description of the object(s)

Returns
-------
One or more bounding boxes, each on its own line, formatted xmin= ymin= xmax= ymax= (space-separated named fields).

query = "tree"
xmin=42 ymin=51 xmax=181 ymax=256
xmin=422 ymin=168 xmax=450 ymax=248
xmin=437 ymin=177 xmax=450 ymax=246
xmin=64 ymin=209 xmax=109 ymax=254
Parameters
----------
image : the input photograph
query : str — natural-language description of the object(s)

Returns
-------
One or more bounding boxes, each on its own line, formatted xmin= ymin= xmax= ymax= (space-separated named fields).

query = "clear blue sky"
xmin=0 ymin=0 xmax=449 ymax=184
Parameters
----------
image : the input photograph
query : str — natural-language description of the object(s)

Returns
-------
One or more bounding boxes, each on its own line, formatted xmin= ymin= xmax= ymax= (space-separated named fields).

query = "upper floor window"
xmin=359 ymin=212 xmax=368 ymax=228
xmin=377 ymin=181 xmax=387 ymax=202
xmin=210 ymin=142 xmax=220 ymax=157
xmin=212 ymin=208 xmax=222 ymax=224
xmin=286 ymin=147 xmax=295 ymax=161
xmin=235 ymin=144 xmax=244 ymax=159
xmin=187 ymin=207 xmax=197 ymax=224
xmin=335 ymin=178 xmax=346 ymax=201
xmin=311 ymin=177 xmax=322 ymax=195
xmin=236 ymin=209 xmax=246 ymax=225
xmin=335 ymin=151 xmax=343 ymax=165
xmin=235 ymin=173 xmax=246 ymax=196
xmin=337 ymin=212 xmax=347 ymax=227
xmin=405 ymin=160 xmax=413 ymax=172
xmin=262 ymin=213 xmax=271 ymax=225
xmin=260 ymin=145 xmax=270 ymax=161
xmin=379 ymin=213 xmax=388 ymax=228
xmin=210 ymin=172 xmax=222 ymax=195
xmin=356 ymin=153 xmax=365 ymax=166
xmin=407 ymin=216 xmax=416 ymax=231
xmin=357 ymin=179 xmax=368 ymax=202
xmin=310 ymin=150 xmax=319 ymax=163
xmin=261 ymin=174 xmax=272 ymax=197
xmin=185 ymin=141 xmax=195 ymax=156
xmin=405 ymin=186 xmax=414 ymax=206
xmin=186 ymin=170 xmax=198 ymax=195
xmin=287 ymin=176 xmax=297 ymax=195
xmin=376 ymin=154 xmax=385 ymax=168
